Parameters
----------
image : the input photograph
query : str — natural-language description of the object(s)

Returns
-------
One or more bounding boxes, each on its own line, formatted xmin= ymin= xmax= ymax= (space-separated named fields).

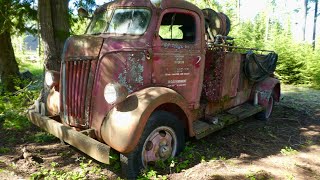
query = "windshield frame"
xmin=86 ymin=7 xmax=152 ymax=36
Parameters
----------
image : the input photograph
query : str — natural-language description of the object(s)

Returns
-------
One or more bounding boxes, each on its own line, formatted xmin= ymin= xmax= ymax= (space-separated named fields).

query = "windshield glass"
xmin=87 ymin=10 xmax=112 ymax=35
xmin=87 ymin=8 xmax=151 ymax=35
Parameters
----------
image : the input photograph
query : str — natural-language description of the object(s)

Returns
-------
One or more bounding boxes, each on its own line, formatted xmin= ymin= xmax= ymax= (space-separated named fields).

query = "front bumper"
xmin=27 ymin=107 xmax=110 ymax=164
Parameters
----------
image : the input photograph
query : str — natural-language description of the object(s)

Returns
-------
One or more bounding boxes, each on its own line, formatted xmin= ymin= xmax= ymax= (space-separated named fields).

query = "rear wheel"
xmin=256 ymin=93 xmax=274 ymax=121
xmin=120 ymin=111 xmax=185 ymax=179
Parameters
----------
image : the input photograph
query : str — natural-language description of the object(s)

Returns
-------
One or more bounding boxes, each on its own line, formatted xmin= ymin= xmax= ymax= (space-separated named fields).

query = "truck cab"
xmin=29 ymin=0 xmax=280 ymax=178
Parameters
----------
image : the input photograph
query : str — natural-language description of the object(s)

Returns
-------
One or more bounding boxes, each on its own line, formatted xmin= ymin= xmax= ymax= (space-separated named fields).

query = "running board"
xmin=193 ymin=103 xmax=263 ymax=139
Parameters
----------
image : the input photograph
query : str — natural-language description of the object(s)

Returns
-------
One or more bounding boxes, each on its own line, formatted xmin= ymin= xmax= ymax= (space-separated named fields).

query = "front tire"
xmin=120 ymin=111 xmax=185 ymax=179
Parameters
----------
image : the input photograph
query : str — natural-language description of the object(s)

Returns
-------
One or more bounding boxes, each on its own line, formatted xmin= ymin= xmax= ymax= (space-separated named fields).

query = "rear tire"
xmin=120 ymin=111 xmax=185 ymax=179
xmin=256 ymin=93 xmax=274 ymax=121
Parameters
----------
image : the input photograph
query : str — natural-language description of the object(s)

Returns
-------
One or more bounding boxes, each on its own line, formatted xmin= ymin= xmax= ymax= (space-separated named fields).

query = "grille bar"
xmin=65 ymin=59 xmax=93 ymax=128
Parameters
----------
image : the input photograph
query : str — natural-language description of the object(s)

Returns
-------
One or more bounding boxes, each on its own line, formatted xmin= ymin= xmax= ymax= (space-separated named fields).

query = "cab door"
xmin=152 ymin=9 xmax=205 ymax=109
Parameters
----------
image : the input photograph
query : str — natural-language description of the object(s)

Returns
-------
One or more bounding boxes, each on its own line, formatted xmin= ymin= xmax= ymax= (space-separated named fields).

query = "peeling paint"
xmin=117 ymin=52 xmax=146 ymax=93
xmin=118 ymin=69 xmax=133 ymax=93
xmin=163 ymin=42 xmax=189 ymax=49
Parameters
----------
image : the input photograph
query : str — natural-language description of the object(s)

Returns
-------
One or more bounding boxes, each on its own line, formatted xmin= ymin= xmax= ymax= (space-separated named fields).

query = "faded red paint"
xmin=43 ymin=0 xmax=281 ymax=154
xmin=252 ymin=77 xmax=281 ymax=108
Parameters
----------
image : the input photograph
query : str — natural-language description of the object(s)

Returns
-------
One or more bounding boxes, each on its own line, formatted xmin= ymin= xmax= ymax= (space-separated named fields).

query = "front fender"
xmin=253 ymin=77 xmax=281 ymax=108
xmin=100 ymin=87 xmax=191 ymax=153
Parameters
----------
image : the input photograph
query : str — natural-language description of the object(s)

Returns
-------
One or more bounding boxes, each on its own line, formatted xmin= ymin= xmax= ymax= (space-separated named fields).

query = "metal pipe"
xmin=211 ymin=44 xmax=275 ymax=53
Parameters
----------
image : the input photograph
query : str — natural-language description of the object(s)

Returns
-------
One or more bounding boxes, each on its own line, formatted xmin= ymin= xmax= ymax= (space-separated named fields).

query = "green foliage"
xmin=0 ymin=0 xmax=37 ymax=34
xmin=0 ymin=88 xmax=35 ymax=130
xmin=31 ymin=158 xmax=108 ymax=180
xmin=187 ymin=0 xmax=221 ymax=10
xmin=159 ymin=25 xmax=183 ymax=40
xmin=0 ymin=147 xmax=10 ymax=153
xmin=280 ymin=146 xmax=298 ymax=155
xmin=139 ymin=169 xmax=168 ymax=180
xmin=232 ymin=13 xmax=267 ymax=49
xmin=270 ymin=30 xmax=306 ymax=84
xmin=69 ymin=0 xmax=96 ymax=35
xmin=231 ymin=10 xmax=320 ymax=87
xmin=27 ymin=132 xmax=57 ymax=143
xmin=0 ymin=59 xmax=42 ymax=130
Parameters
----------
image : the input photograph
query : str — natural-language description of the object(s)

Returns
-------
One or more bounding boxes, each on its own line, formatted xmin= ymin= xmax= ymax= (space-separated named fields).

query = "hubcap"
xmin=142 ymin=126 xmax=177 ymax=167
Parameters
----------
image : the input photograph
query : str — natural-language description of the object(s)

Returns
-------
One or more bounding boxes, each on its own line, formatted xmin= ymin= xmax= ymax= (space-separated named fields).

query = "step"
xmin=193 ymin=103 xmax=263 ymax=139
xmin=227 ymin=103 xmax=263 ymax=120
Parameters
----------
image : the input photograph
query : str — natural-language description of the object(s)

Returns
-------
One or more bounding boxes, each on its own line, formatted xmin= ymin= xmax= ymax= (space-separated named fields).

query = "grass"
xmin=280 ymin=146 xmax=298 ymax=156
xmin=0 ymin=147 xmax=10 ymax=154
xmin=281 ymin=84 xmax=320 ymax=117
xmin=27 ymin=132 xmax=57 ymax=143
xmin=30 ymin=157 xmax=110 ymax=180
xmin=0 ymin=51 xmax=45 ymax=146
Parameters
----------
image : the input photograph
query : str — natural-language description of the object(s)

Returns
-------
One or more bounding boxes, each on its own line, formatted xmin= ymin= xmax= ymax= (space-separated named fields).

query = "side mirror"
xmin=78 ymin=7 xmax=90 ymax=18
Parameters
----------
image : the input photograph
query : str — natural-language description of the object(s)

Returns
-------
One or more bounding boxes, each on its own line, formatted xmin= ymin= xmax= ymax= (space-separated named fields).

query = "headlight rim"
xmin=103 ymin=82 xmax=128 ymax=105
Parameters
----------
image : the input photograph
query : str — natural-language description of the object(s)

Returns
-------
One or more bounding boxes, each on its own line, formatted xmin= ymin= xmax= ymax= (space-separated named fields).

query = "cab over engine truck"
xmin=28 ymin=0 xmax=280 ymax=178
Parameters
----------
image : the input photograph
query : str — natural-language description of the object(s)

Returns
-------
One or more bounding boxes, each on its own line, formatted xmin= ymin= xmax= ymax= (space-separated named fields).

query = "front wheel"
xmin=120 ymin=111 xmax=185 ymax=179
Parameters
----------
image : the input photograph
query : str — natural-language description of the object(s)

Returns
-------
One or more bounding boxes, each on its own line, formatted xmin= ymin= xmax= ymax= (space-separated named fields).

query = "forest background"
xmin=0 ymin=0 xmax=319 ymax=179
xmin=1 ymin=0 xmax=320 ymax=91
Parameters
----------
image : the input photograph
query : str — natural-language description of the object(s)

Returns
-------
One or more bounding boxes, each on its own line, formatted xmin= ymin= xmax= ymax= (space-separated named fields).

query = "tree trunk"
xmin=303 ymin=0 xmax=308 ymax=41
xmin=38 ymin=0 xmax=70 ymax=103
xmin=238 ymin=0 xmax=241 ymax=24
xmin=313 ymin=0 xmax=318 ymax=50
xmin=39 ymin=0 xmax=69 ymax=72
xmin=0 ymin=30 xmax=20 ymax=92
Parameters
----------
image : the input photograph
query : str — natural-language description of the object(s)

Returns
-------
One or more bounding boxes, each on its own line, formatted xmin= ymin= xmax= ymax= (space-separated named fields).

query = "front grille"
xmin=63 ymin=58 xmax=97 ymax=128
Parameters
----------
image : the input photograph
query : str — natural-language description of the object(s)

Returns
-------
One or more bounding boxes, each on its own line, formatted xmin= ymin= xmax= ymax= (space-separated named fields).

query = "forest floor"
xmin=0 ymin=85 xmax=319 ymax=180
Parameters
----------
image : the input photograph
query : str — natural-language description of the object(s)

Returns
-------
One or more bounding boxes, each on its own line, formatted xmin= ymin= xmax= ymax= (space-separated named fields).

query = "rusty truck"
xmin=28 ymin=0 xmax=280 ymax=178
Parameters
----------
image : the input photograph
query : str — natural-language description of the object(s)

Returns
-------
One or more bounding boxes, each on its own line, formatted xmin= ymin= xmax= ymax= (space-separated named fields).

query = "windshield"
xmin=87 ymin=8 xmax=151 ymax=35
xmin=87 ymin=10 xmax=112 ymax=35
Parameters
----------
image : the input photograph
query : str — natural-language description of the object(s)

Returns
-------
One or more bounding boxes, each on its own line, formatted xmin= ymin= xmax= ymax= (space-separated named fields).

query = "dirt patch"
xmin=0 ymin=85 xmax=319 ymax=179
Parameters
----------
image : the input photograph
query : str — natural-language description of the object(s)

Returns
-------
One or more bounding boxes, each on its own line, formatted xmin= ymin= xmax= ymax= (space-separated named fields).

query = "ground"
xmin=0 ymin=85 xmax=319 ymax=180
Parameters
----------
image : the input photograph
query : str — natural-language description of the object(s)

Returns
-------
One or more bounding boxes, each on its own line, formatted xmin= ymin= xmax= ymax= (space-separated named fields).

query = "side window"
xmin=159 ymin=13 xmax=196 ymax=42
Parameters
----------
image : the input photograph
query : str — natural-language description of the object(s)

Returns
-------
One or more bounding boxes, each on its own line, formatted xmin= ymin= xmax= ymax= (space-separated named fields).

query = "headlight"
xmin=104 ymin=83 xmax=128 ymax=105
xmin=45 ymin=71 xmax=54 ymax=87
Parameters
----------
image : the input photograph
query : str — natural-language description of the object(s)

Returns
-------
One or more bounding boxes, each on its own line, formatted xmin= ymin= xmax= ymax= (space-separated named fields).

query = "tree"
xmin=303 ymin=0 xmax=309 ymax=41
xmin=312 ymin=0 xmax=318 ymax=50
xmin=38 ymin=0 xmax=70 ymax=72
xmin=37 ymin=0 xmax=69 ymax=105
xmin=0 ymin=0 xmax=36 ymax=92
xmin=38 ymin=0 xmax=96 ymax=104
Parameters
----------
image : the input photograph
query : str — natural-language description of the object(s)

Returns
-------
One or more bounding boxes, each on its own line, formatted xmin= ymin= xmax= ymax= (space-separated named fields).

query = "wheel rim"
xmin=141 ymin=126 xmax=178 ymax=167
xmin=265 ymin=95 xmax=274 ymax=118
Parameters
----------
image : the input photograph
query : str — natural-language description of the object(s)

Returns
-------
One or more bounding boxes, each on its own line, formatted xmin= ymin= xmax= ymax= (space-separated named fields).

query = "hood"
xmin=63 ymin=35 xmax=104 ymax=60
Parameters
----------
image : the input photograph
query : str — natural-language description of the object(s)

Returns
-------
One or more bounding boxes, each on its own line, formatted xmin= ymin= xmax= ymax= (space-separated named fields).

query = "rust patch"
xmin=202 ymin=49 xmax=226 ymax=102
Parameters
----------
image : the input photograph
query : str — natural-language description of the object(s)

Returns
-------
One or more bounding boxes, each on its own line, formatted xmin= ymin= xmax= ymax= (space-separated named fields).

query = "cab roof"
xmin=96 ymin=0 xmax=202 ymax=16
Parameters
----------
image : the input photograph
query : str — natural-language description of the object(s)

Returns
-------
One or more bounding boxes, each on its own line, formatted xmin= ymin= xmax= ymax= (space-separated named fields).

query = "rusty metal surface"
xmin=203 ymin=49 xmax=226 ymax=102
xmin=27 ymin=109 xmax=110 ymax=164
xmin=152 ymin=8 xmax=205 ymax=109
xmin=63 ymin=36 xmax=103 ymax=59
xmin=90 ymin=50 xmax=152 ymax=141
xmin=46 ymin=88 xmax=60 ymax=116
xmin=252 ymin=77 xmax=281 ymax=108
xmin=60 ymin=36 xmax=104 ymax=128
xmin=161 ymin=0 xmax=203 ymax=16
xmin=89 ymin=1 xmax=205 ymax=141
xmin=221 ymin=53 xmax=241 ymax=98
xmin=100 ymin=87 xmax=192 ymax=153
xmin=55 ymin=0 xmax=280 ymax=155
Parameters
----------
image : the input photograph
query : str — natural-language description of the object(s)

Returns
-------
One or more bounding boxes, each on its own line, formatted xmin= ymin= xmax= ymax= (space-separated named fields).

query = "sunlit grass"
xmin=281 ymin=84 xmax=320 ymax=117
xmin=0 ymin=51 xmax=43 ymax=131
